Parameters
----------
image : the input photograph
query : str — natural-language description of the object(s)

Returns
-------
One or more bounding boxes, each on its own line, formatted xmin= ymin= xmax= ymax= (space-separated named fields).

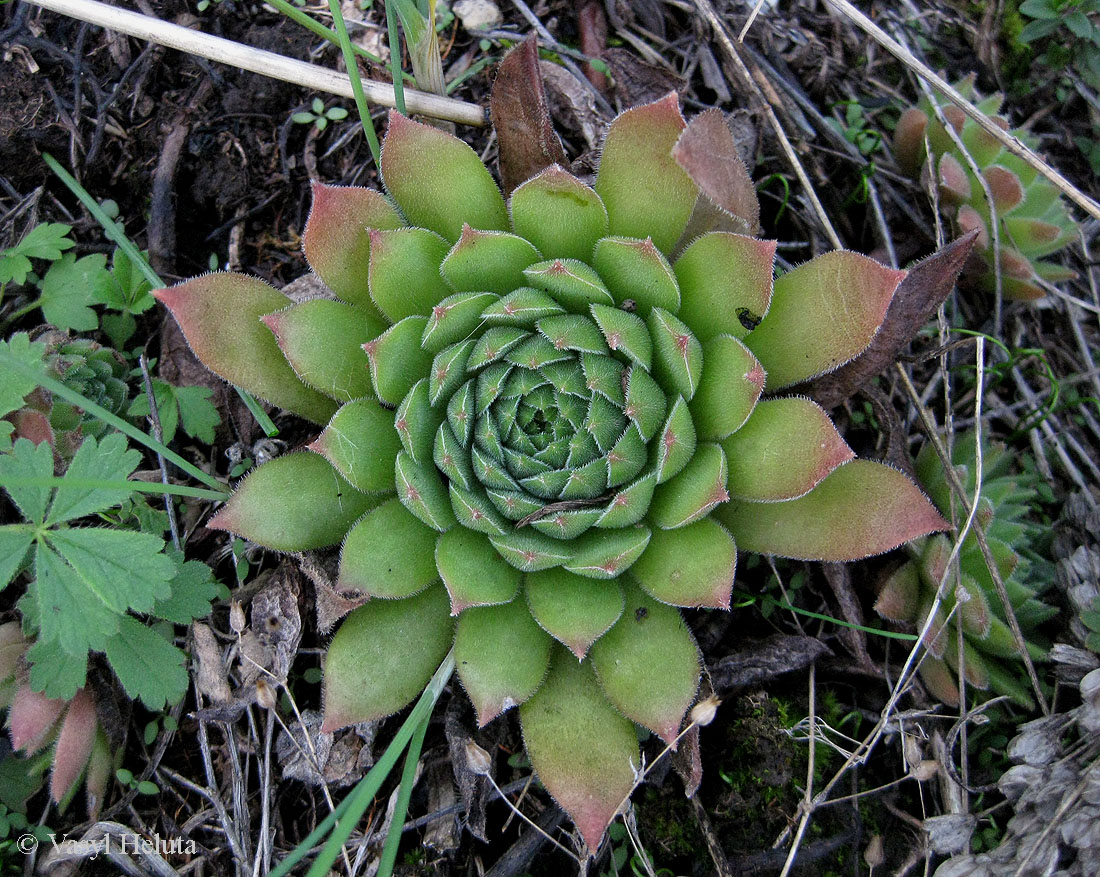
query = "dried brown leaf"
xmin=709 ymin=634 xmax=830 ymax=694
xmin=491 ymin=35 xmax=568 ymax=195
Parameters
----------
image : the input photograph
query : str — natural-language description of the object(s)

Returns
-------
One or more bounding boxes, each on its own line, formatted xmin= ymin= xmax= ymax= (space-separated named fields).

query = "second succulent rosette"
xmin=157 ymin=94 xmax=949 ymax=847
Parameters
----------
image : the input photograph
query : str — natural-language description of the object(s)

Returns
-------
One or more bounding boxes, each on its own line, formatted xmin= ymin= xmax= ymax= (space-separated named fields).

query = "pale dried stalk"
xmin=826 ymin=0 xmax=1100 ymax=223
xmin=23 ymin=0 xmax=487 ymax=127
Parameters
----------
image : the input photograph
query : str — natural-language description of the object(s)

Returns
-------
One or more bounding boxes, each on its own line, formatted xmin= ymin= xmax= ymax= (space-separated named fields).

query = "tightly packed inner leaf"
xmin=157 ymin=92 xmax=951 ymax=850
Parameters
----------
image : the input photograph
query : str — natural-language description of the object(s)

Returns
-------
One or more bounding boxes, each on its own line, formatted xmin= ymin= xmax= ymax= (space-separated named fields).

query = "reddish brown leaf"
xmin=51 ymin=688 xmax=97 ymax=803
xmin=490 ymin=35 xmax=568 ymax=196
xmin=575 ymin=0 xmax=608 ymax=92
xmin=672 ymin=108 xmax=760 ymax=239
xmin=800 ymin=230 xmax=979 ymax=409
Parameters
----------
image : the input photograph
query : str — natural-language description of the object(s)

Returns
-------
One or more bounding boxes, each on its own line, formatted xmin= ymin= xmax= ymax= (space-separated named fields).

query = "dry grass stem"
xmin=23 ymin=0 xmax=487 ymax=126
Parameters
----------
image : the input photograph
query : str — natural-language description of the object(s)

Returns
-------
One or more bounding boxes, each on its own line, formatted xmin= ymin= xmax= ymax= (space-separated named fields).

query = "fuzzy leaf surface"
xmin=520 ymin=646 xmax=638 ymax=850
xmin=322 ymin=583 xmax=453 ymax=730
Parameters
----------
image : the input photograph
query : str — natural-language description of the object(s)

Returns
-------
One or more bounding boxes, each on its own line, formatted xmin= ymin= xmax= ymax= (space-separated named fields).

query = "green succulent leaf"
xmin=718 ymin=460 xmax=949 ymax=561
xmin=595 ymin=93 xmax=695 ymax=254
xmin=153 ymin=273 xmax=337 ymax=424
xmin=520 ymin=646 xmax=638 ymax=851
xmin=322 ymin=582 xmax=453 ymax=730
xmin=381 ymin=111 xmax=509 ymax=241
xmin=436 ymin=527 xmax=521 ymax=612
xmin=339 ymin=498 xmax=440 ymax=598
xmin=210 ymin=452 xmax=378 ymax=551
xmin=631 ymin=517 xmax=737 ymax=608
xmin=590 ymin=581 xmax=700 ymax=743
xmin=367 ymin=228 xmax=452 ymax=322
xmin=509 ymin=165 xmax=609 ymax=262
xmin=310 ymin=399 xmax=403 ymax=493
xmin=455 ymin=599 xmax=552 ymax=725
xmin=441 ymin=226 xmax=541 ymax=294
xmin=525 ymin=567 xmax=624 ymax=658
xmin=744 ymin=252 xmax=904 ymax=389
xmin=722 ymin=397 xmax=854 ymax=501
xmin=303 ymin=182 xmax=402 ymax=311
xmin=263 ymin=300 xmax=383 ymax=402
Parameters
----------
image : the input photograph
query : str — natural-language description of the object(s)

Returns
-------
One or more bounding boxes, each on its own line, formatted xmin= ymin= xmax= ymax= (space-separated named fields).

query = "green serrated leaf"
xmin=26 ymin=637 xmax=86 ymax=701
xmin=0 ymin=334 xmax=47 ymax=419
xmin=0 ymin=527 xmax=34 ymax=590
xmin=38 ymin=253 xmax=113 ymax=331
xmin=0 ymin=437 xmax=54 ymax=524
xmin=104 ymin=616 xmax=188 ymax=709
xmin=46 ymin=433 xmax=141 ymax=525
xmin=153 ymin=557 xmax=221 ymax=624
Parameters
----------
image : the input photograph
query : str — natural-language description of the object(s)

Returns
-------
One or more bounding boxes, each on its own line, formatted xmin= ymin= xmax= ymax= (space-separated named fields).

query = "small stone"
xmin=453 ymin=0 xmax=502 ymax=33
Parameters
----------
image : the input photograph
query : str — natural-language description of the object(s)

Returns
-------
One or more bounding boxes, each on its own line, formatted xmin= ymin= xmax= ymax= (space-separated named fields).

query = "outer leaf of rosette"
xmin=338 ymin=498 xmax=441 ymax=598
xmin=441 ymin=225 xmax=542 ymax=294
xmin=380 ymin=111 xmax=509 ymax=242
xmin=262 ymin=300 xmax=383 ymax=402
xmin=743 ymin=251 xmax=904 ymax=390
xmin=563 ymin=526 xmax=652 ymax=579
xmin=153 ymin=273 xmax=337 ymax=424
xmin=367 ymin=227 xmax=452 ymax=323
xmin=436 ymin=527 xmax=521 ymax=613
xmin=715 ymin=459 xmax=950 ymax=561
xmin=591 ymin=237 xmax=680 ymax=316
xmin=721 ymin=397 xmax=854 ymax=502
xmin=509 ymin=164 xmax=609 ymax=262
xmin=673 ymin=232 xmax=775 ymax=343
xmin=491 ymin=529 xmax=573 ymax=571
xmin=322 ymin=582 xmax=453 ymax=730
xmin=302 ymin=182 xmax=402 ymax=314
xmin=395 ymin=450 xmax=456 ymax=531
xmin=456 ymin=598 xmax=552 ymax=726
xmin=648 ymin=307 xmax=702 ymax=400
xmin=689 ymin=335 xmax=765 ymax=441
xmin=422 ymin=292 xmax=500 ymax=355
xmin=590 ymin=580 xmax=700 ymax=744
xmin=523 ymin=259 xmax=615 ymax=313
xmin=649 ymin=442 xmax=729 ymax=529
xmin=631 ymin=517 xmax=737 ymax=608
xmin=309 ymin=399 xmax=402 ymax=493
xmin=364 ymin=316 xmax=433 ymax=406
xmin=594 ymin=93 xmax=697 ymax=255
xmin=520 ymin=645 xmax=639 ymax=851
xmin=208 ymin=452 xmax=380 ymax=550
xmin=589 ymin=304 xmax=651 ymax=370
xmin=395 ymin=379 xmax=444 ymax=464
xmin=525 ymin=567 xmax=623 ymax=658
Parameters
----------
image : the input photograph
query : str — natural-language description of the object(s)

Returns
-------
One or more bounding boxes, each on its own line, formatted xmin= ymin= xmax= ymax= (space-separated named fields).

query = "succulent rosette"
xmin=875 ymin=432 xmax=1056 ymax=709
xmin=893 ymin=76 xmax=1078 ymax=300
xmin=157 ymin=94 xmax=950 ymax=847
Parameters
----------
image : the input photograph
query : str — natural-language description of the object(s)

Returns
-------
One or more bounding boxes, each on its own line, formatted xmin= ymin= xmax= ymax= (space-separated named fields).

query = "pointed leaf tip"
xmin=745 ymin=251 xmax=905 ymax=390
xmin=520 ymin=647 xmax=638 ymax=851
xmin=717 ymin=459 xmax=950 ymax=561
xmin=155 ymin=272 xmax=337 ymax=424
